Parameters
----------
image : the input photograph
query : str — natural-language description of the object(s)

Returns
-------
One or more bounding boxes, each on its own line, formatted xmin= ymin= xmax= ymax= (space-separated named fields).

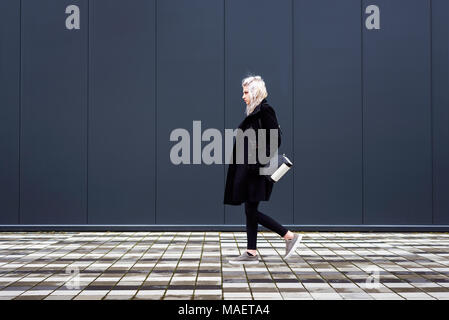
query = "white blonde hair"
xmin=242 ymin=75 xmax=268 ymax=116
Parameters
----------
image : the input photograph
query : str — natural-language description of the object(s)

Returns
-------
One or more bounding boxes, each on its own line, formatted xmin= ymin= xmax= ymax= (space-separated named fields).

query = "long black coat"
xmin=223 ymin=98 xmax=281 ymax=206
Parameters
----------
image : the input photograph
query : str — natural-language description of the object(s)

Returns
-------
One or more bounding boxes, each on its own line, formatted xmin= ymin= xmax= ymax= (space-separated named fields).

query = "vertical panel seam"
xmin=18 ymin=0 xmax=22 ymax=224
xmin=155 ymin=0 xmax=157 ymax=225
xmin=291 ymin=0 xmax=294 ymax=225
xmin=223 ymin=0 xmax=226 ymax=225
xmin=430 ymin=0 xmax=433 ymax=224
xmin=86 ymin=0 xmax=90 ymax=224
xmin=361 ymin=0 xmax=365 ymax=225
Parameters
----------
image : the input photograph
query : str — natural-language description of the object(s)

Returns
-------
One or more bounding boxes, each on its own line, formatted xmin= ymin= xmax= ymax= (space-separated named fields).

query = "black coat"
xmin=223 ymin=98 xmax=281 ymax=206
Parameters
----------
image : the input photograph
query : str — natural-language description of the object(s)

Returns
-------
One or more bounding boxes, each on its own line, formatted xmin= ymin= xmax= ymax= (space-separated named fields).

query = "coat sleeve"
xmin=249 ymin=105 xmax=280 ymax=173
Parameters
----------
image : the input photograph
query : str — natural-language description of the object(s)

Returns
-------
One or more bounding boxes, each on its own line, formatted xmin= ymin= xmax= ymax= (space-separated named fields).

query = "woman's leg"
xmin=244 ymin=201 xmax=259 ymax=251
xmin=256 ymin=207 xmax=289 ymax=239
xmin=248 ymin=201 xmax=292 ymax=237
xmin=245 ymin=201 xmax=292 ymax=252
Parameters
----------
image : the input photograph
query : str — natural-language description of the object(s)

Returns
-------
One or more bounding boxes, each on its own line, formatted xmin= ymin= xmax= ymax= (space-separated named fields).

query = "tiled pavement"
xmin=0 ymin=232 xmax=448 ymax=300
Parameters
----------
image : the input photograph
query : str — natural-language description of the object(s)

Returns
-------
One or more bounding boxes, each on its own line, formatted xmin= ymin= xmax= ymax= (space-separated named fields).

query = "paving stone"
xmin=0 ymin=232 xmax=448 ymax=300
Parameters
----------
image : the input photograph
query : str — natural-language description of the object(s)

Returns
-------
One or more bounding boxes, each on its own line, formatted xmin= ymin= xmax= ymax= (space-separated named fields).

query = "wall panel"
xmin=20 ymin=0 xmax=87 ymax=224
xmin=88 ymin=0 xmax=156 ymax=224
xmin=294 ymin=0 xmax=363 ymax=225
xmin=432 ymin=0 xmax=449 ymax=224
xmin=0 ymin=0 xmax=20 ymax=224
xmin=363 ymin=0 xmax=432 ymax=224
xmin=156 ymin=0 xmax=224 ymax=224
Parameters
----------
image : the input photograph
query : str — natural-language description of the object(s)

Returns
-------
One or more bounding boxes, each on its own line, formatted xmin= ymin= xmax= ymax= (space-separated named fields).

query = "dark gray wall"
xmin=88 ymin=0 xmax=156 ymax=224
xmin=20 ymin=0 xmax=88 ymax=224
xmin=294 ymin=0 xmax=362 ymax=225
xmin=156 ymin=0 xmax=224 ymax=225
xmin=363 ymin=0 xmax=432 ymax=224
xmin=363 ymin=0 xmax=432 ymax=225
xmin=433 ymin=0 xmax=449 ymax=224
xmin=0 ymin=0 xmax=20 ymax=224
xmin=0 ymin=0 xmax=448 ymax=229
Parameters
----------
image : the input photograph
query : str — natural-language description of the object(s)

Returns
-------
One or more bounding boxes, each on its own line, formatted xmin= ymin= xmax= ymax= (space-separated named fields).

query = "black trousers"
xmin=244 ymin=201 xmax=288 ymax=250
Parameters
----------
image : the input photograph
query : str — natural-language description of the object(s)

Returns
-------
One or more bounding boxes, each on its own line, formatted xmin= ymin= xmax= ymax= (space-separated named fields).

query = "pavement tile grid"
xmin=0 ymin=232 xmax=448 ymax=300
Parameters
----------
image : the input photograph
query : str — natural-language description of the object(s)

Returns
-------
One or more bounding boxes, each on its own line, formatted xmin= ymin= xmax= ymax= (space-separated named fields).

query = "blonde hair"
xmin=242 ymin=75 xmax=268 ymax=116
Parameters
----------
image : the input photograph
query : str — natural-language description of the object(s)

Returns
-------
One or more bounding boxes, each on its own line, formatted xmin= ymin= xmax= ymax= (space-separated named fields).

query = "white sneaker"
xmin=228 ymin=251 xmax=259 ymax=265
xmin=284 ymin=234 xmax=302 ymax=259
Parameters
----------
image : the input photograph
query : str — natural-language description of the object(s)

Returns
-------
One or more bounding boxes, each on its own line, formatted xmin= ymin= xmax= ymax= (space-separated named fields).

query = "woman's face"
xmin=242 ymin=86 xmax=250 ymax=105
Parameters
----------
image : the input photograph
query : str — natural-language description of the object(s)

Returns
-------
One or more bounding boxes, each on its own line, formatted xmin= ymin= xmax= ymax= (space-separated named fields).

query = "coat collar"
xmin=246 ymin=98 xmax=267 ymax=117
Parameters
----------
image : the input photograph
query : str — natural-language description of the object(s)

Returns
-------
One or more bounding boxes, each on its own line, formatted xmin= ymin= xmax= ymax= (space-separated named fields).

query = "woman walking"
xmin=223 ymin=75 xmax=302 ymax=265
